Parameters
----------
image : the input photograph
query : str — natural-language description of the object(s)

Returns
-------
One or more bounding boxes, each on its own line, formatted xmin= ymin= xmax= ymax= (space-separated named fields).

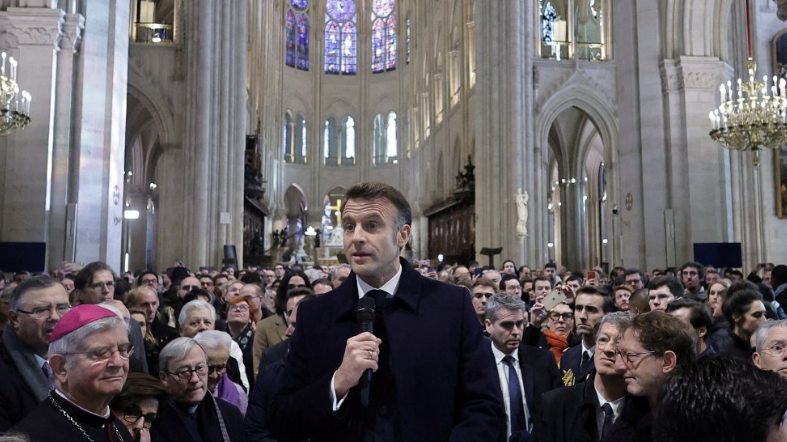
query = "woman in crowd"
xmin=109 ymin=372 xmax=166 ymax=442
xmin=716 ymin=281 xmax=767 ymax=360
xmin=129 ymin=309 xmax=157 ymax=353
xmin=544 ymin=302 xmax=576 ymax=365
xmin=226 ymin=296 xmax=257 ymax=389
xmin=706 ymin=279 xmax=730 ymax=350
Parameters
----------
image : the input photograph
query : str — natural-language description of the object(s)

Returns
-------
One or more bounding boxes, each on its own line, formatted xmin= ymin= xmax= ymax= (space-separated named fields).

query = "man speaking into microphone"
xmin=269 ymin=182 xmax=505 ymax=442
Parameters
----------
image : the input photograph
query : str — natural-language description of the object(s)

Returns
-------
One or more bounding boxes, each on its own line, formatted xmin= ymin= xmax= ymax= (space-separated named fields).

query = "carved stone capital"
xmin=2 ymin=8 xmax=65 ymax=50
xmin=60 ymin=13 xmax=85 ymax=54
xmin=661 ymin=57 xmax=723 ymax=94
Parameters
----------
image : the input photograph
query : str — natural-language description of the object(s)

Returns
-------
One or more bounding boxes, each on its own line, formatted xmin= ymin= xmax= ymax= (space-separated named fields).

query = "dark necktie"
xmin=42 ymin=361 xmax=53 ymax=390
xmin=580 ymin=351 xmax=591 ymax=374
xmin=600 ymin=402 xmax=614 ymax=441
xmin=502 ymin=355 xmax=527 ymax=434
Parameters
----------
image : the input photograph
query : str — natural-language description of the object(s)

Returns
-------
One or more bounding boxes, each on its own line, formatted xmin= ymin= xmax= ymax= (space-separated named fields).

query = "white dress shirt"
xmin=490 ymin=343 xmax=531 ymax=437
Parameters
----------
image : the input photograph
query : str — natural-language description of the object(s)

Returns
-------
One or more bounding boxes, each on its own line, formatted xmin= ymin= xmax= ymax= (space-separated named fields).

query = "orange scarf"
xmin=543 ymin=330 xmax=569 ymax=365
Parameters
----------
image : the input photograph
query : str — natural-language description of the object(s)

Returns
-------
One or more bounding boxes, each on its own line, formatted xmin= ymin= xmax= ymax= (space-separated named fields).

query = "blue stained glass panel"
xmin=285 ymin=11 xmax=296 ymax=67
xmin=371 ymin=18 xmax=385 ymax=72
xmin=342 ymin=22 xmax=357 ymax=74
xmin=297 ymin=14 xmax=310 ymax=70
xmin=325 ymin=20 xmax=340 ymax=74
xmin=326 ymin=0 xmax=356 ymax=22
xmin=290 ymin=0 xmax=309 ymax=11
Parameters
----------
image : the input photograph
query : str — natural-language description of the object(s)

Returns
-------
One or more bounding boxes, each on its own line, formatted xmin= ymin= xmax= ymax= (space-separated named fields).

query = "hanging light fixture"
xmin=0 ymin=52 xmax=32 ymax=136
xmin=708 ymin=0 xmax=787 ymax=167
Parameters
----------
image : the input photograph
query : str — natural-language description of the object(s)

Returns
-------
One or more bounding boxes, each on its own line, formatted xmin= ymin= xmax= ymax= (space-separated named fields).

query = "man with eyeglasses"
xmin=11 ymin=304 xmax=135 ymax=441
xmin=194 ymin=330 xmax=247 ymax=415
xmin=679 ymin=261 xmax=706 ymax=301
xmin=151 ymin=337 xmax=246 ymax=442
xmin=137 ymin=270 xmax=160 ymax=292
xmin=753 ymin=319 xmax=787 ymax=377
xmin=73 ymin=261 xmax=148 ymax=374
xmin=0 ymin=276 xmax=70 ymax=431
xmin=609 ymin=311 xmax=696 ymax=441
xmin=74 ymin=261 xmax=117 ymax=305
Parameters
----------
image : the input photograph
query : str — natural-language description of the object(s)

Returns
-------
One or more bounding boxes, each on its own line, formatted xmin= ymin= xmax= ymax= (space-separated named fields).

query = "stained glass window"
xmin=286 ymin=0 xmax=310 ymax=71
xmin=371 ymin=0 xmax=396 ymax=73
xmin=285 ymin=11 xmax=296 ymax=68
xmin=325 ymin=0 xmax=357 ymax=75
xmin=539 ymin=0 xmax=609 ymax=61
xmin=405 ymin=17 xmax=411 ymax=64
xmin=372 ymin=112 xmax=397 ymax=165
xmin=344 ymin=116 xmax=356 ymax=162
xmin=386 ymin=112 xmax=398 ymax=160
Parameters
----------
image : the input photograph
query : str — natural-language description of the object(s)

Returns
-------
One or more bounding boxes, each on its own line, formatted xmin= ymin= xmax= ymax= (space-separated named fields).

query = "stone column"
xmin=0 ymin=7 xmax=64 ymax=270
xmin=661 ymin=56 xmax=730 ymax=262
xmin=70 ymin=0 xmax=130 ymax=270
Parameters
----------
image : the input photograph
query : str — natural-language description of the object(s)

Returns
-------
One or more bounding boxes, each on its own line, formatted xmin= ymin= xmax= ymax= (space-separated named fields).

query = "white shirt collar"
xmin=581 ymin=340 xmax=595 ymax=356
xmin=490 ymin=341 xmax=519 ymax=365
xmin=594 ymin=386 xmax=626 ymax=417
xmin=355 ymin=265 xmax=403 ymax=299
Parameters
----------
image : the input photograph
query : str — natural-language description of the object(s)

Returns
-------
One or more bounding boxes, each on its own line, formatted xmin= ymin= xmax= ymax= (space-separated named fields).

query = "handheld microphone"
xmin=356 ymin=296 xmax=376 ymax=407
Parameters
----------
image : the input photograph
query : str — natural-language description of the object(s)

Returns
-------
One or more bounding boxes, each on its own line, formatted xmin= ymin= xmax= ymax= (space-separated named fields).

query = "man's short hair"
xmin=158 ymin=337 xmax=205 ymax=374
xmin=594 ymin=311 xmax=633 ymax=338
xmin=619 ymin=311 xmax=696 ymax=370
xmin=343 ymin=182 xmax=412 ymax=230
xmin=544 ymin=262 xmax=557 ymax=270
xmin=533 ymin=276 xmax=552 ymax=289
xmin=565 ymin=274 xmax=583 ymax=285
xmin=136 ymin=270 xmax=157 ymax=287
xmin=679 ymin=262 xmax=705 ymax=281
xmin=624 ymin=268 xmax=645 ymax=283
xmin=472 ymin=277 xmax=498 ymax=292
xmin=330 ymin=264 xmax=352 ymax=281
xmin=755 ymin=319 xmax=787 ymax=352
xmin=73 ymin=261 xmax=116 ymax=291
xmin=10 ymin=275 xmax=61 ymax=311
xmin=722 ymin=281 xmax=764 ymax=326
xmin=178 ymin=300 xmax=216 ymax=327
xmin=665 ymin=298 xmax=713 ymax=334
xmin=485 ymin=293 xmax=526 ymax=323
xmin=575 ymin=286 xmax=614 ymax=313
xmin=653 ymin=356 xmax=787 ymax=442
xmin=499 ymin=274 xmax=519 ymax=290
xmin=646 ymin=276 xmax=683 ymax=299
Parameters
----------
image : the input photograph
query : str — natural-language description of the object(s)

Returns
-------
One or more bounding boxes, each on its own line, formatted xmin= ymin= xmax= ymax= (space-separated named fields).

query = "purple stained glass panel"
xmin=372 ymin=0 xmax=394 ymax=17
xmin=290 ymin=0 xmax=308 ymax=11
xmin=327 ymin=0 xmax=356 ymax=22
xmin=285 ymin=11 xmax=296 ymax=67
xmin=297 ymin=14 xmax=309 ymax=70
xmin=324 ymin=20 xmax=340 ymax=74
xmin=372 ymin=18 xmax=385 ymax=72
xmin=386 ymin=14 xmax=397 ymax=70
xmin=342 ymin=22 xmax=357 ymax=74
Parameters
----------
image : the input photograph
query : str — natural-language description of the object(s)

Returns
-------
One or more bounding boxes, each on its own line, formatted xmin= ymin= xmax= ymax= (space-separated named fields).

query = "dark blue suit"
xmin=559 ymin=344 xmax=594 ymax=386
xmin=269 ymin=259 xmax=506 ymax=442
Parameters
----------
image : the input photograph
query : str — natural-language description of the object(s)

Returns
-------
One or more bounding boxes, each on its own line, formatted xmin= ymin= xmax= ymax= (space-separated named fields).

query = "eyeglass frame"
xmin=64 ymin=343 xmax=135 ymax=362
xmin=207 ymin=363 xmax=228 ymax=375
xmin=760 ymin=342 xmax=787 ymax=357
xmin=614 ymin=349 xmax=660 ymax=366
xmin=166 ymin=364 xmax=208 ymax=381
xmin=122 ymin=406 xmax=157 ymax=429
xmin=229 ymin=304 xmax=250 ymax=312
xmin=15 ymin=303 xmax=72 ymax=320
xmin=87 ymin=281 xmax=116 ymax=290
xmin=548 ymin=312 xmax=574 ymax=322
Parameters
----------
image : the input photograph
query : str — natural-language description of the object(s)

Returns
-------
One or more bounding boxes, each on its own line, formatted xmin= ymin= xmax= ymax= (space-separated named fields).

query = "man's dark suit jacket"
xmin=488 ymin=340 xmax=563 ymax=428
xmin=533 ymin=373 xmax=602 ymax=442
xmin=151 ymin=394 xmax=246 ymax=442
xmin=269 ymin=258 xmax=506 ymax=442
xmin=605 ymin=395 xmax=652 ymax=442
xmin=559 ymin=344 xmax=594 ymax=386
xmin=0 ymin=340 xmax=44 ymax=432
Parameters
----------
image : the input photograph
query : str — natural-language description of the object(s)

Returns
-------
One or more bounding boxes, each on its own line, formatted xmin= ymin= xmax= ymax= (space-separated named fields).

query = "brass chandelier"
xmin=0 ymin=52 xmax=32 ymax=136
xmin=708 ymin=0 xmax=787 ymax=167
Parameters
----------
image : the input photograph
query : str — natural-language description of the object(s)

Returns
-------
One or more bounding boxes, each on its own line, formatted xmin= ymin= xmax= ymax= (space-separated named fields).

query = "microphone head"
xmin=356 ymin=296 xmax=376 ymax=323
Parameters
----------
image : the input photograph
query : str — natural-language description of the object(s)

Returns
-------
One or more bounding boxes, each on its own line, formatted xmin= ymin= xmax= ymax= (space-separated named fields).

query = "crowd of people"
xmin=0 ymin=182 xmax=786 ymax=441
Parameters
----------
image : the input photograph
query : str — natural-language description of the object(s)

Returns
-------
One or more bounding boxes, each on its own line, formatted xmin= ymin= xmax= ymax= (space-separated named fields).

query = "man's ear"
xmin=49 ymin=355 xmax=68 ymax=384
xmin=8 ymin=310 xmax=20 ymax=331
xmin=753 ymin=351 xmax=762 ymax=368
xmin=159 ymin=371 xmax=169 ymax=388
xmin=697 ymin=325 xmax=708 ymax=340
xmin=662 ymin=350 xmax=677 ymax=374
xmin=397 ymin=224 xmax=411 ymax=248
xmin=484 ymin=319 xmax=492 ymax=333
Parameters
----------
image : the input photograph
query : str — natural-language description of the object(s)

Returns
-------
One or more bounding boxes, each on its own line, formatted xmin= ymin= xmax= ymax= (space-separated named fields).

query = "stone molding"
xmin=60 ymin=13 xmax=85 ymax=54
xmin=660 ymin=57 xmax=723 ymax=94
xmin=1 ymin=8 xmax=66 ymax=50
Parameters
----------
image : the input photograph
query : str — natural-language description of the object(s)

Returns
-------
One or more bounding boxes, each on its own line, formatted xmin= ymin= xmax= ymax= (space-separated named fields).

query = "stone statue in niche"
xmin=515 ymin=189 xmax=529 ymax=238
